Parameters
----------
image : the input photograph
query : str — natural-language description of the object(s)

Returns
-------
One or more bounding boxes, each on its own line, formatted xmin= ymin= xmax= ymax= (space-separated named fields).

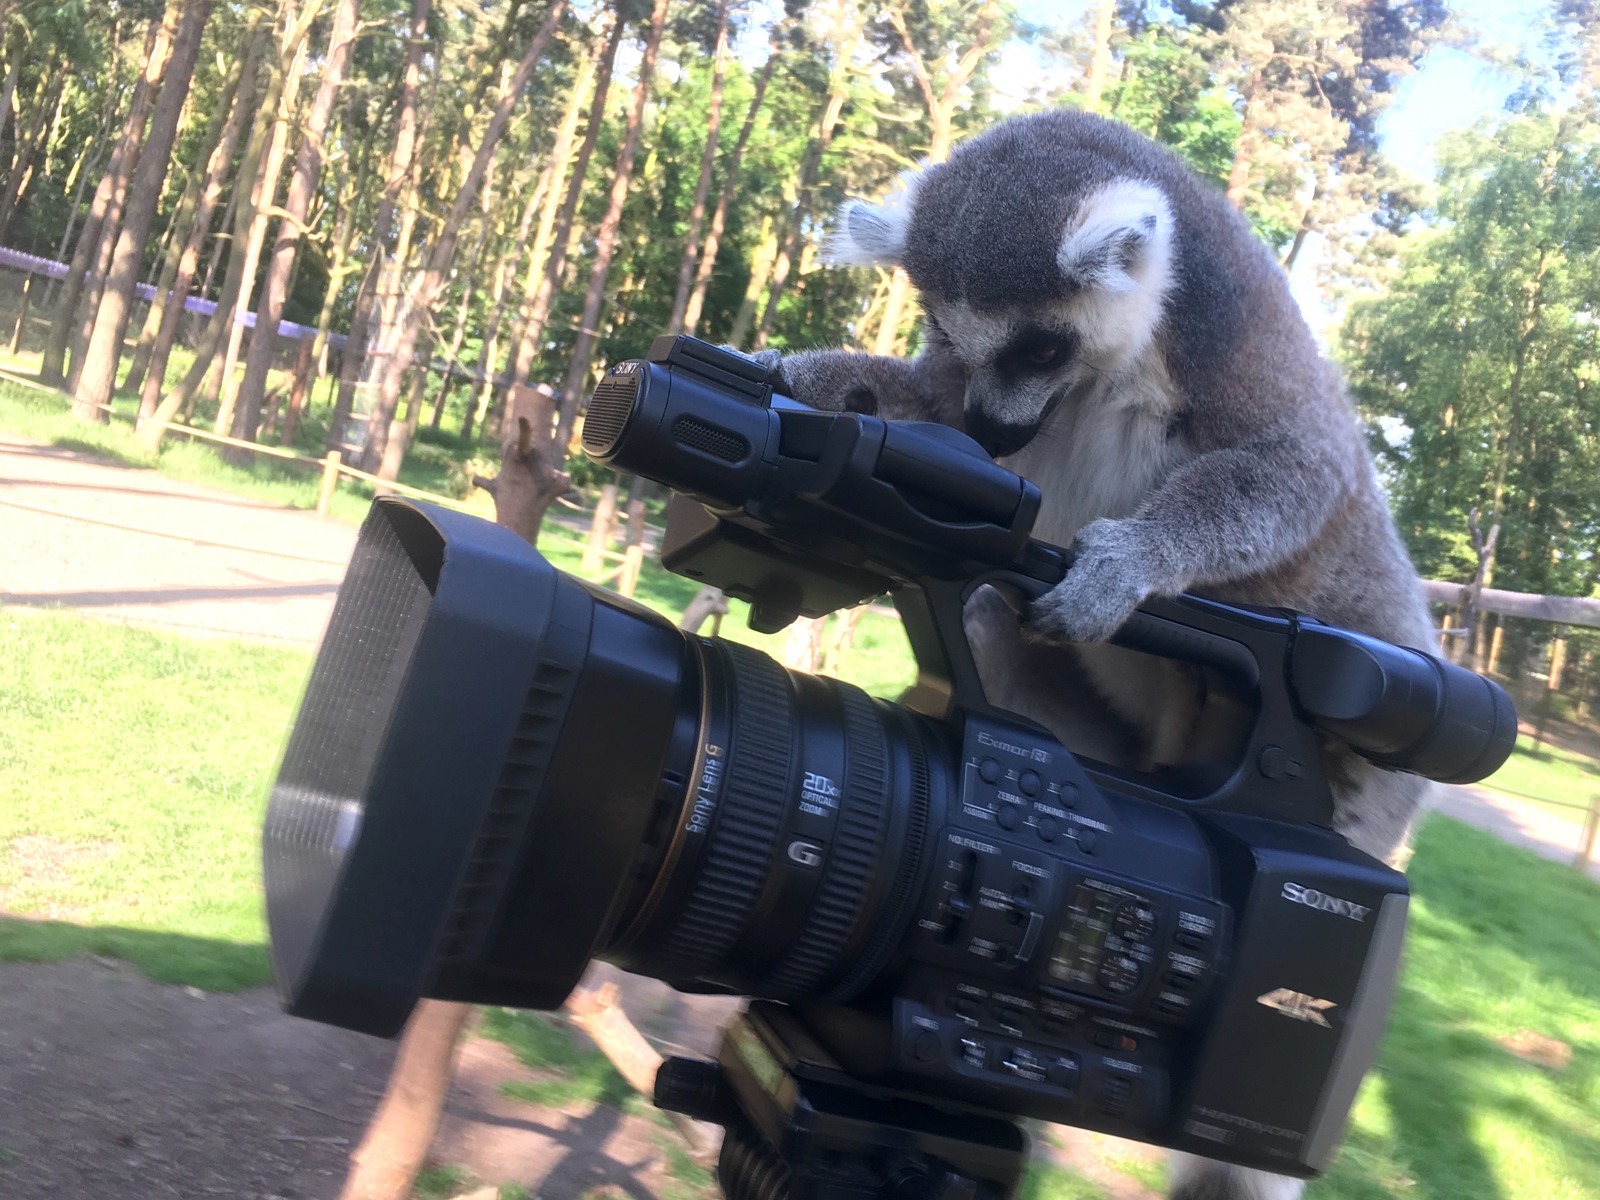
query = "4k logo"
xmin=1257 ymin=987 xmax=1337 ymax=1028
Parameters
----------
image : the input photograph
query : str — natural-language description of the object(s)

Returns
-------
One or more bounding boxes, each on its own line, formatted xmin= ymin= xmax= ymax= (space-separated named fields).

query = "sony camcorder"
xmin=262 ymin=336 xmax=1516 ymax=1199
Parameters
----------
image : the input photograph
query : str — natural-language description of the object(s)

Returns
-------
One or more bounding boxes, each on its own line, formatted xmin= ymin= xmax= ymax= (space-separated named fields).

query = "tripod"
xmin=655 ymin=1003 xmax=1028 ymax=1200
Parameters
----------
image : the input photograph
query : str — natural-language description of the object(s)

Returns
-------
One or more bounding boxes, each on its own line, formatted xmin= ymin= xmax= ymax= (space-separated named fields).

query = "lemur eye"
xmin=1025 ymin=346 xmax=1059 ymax=366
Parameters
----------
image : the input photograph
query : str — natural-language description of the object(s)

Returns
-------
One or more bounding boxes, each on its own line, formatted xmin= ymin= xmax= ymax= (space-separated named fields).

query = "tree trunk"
xmin=752 ymin=68 xmax=852 ymax=349
xmin=228 ymin=0 xmax=361 ymax=460
xmin=552 ymin=0 xmax=673 ymax=463
xmin=278 ymin=334 xmax=316 ymax=444
xmin=67 ymin=2 xmax=185 ymax=398
xmin=727 ymin=210 xmax=777 ymax=348
xmin=873 ymin=0 xmax=997 ymax=355
xmin=666 ymin=0 xmax=730 ymax=334
xmin=472 ymin=382 xmax=571 ymax=543
xmin=1226 ymin=69 xmax=1262 ymax=205
xmin=337 ymin=1000 xmax=473 ymax=1200
xmin=427 ymin=234 xmax=487 ymax=430
xmin=1082 ymin=0 xmax=1116 ymax=110
xmin=327 ymin=0 xmax=431 ymax=454
xmin=215 ymin=8 xmax=315 ymax=440
xmin=365 ymin=0 xmax=570 ymax=479
xmin=507 ymin=11 xmax=623 ymax=390
xmin=40 ymin=15 xmax=169 ymax=387
xmin=682 ymin=35 xmax=780 ymax=338
xmin=0 ymin=74 xmax=64 ymax=244
xmin=136 ymin=24 xmax=267 ymax=431
xmin=464 ymin=179 xmax=544 ymax=441
xmin=142 ymin=9 xmax=292 ymax=448
xmin=75 ymin=0 xmax=213 ymax=424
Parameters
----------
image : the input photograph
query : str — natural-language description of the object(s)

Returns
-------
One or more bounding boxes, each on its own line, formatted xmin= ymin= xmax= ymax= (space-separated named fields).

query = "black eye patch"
xmin=998 ymin=328 xmax=1079 ymax=376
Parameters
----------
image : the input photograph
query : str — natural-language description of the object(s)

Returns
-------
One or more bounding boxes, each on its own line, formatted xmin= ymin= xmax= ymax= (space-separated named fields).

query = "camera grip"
xmin=1111 ymin=607 xmax=1262 ymax=691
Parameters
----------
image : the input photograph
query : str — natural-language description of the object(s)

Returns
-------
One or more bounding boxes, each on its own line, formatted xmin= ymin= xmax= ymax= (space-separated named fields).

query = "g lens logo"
xmin=1256 ymin=987 xmax=1337 ymax=1028
xmin=787 ymin=840 xmax=824 ymax=868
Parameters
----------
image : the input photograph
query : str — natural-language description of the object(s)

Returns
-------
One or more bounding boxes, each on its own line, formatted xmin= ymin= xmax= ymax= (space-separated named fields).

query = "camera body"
xmin=587 ymin=338 xmax=1423 ymax=1176
xmin=262 ymin=335 xmax=1514 ymax=1194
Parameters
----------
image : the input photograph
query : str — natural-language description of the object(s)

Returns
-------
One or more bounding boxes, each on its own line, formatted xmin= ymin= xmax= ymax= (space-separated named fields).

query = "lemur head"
xmin=827 ymin=111 xmax=1181 ymax=458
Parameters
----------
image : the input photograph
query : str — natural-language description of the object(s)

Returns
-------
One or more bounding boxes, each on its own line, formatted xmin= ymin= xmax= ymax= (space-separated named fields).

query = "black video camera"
xmin=263 ymin=336 xmax=1515 ymax=1198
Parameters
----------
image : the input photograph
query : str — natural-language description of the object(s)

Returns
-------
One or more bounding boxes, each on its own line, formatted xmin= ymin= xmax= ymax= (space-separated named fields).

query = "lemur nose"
xmin=964 ymin=406 xmax=1039 ymax=459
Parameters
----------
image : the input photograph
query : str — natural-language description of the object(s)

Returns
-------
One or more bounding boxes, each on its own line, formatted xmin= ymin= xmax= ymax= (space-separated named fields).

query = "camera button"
xmin=908 ymin=1029 xmax=940 ymax=1062
xmin=1037 ymin=816 xmax=1060 ymax=842
xmin=1114 ymin=901 xmax=1157 ymax=943
xmin=1020 ymin=770 xmax=1041 ymax=796
xmin=1047 ymin=1054 xmax=1080 ymax=1092
xmin=979 ymin=757 xmax=1001 ymax=784
xmin=1056 ymin=782 xmax=1079 ymax=809
xmin=997 ymin=803 xmax=1021 ymax=830
xmin=990 ymin=1003 xmax=1030 ymax=1033
xmin=1074 ymin=828 xmax=1099 ymax=855
xmin=948 ymin=995 xmax=981 ymax=1022
xmin=1097 ymin=954 xmax=1141 ymax=995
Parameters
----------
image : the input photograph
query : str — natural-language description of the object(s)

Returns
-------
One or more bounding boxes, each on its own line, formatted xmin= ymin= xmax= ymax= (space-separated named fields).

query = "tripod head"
xmin=657 ymin=1004 xmax=1029 ymax=1200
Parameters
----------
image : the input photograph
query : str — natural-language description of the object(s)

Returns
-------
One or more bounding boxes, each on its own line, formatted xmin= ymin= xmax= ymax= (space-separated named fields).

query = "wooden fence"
xmin=0 ymin=367 xmax=646 ymax=597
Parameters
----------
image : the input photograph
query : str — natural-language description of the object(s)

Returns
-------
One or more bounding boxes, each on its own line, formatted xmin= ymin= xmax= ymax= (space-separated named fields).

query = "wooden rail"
xmin=0 ymin=368 xmax=478 ymax=516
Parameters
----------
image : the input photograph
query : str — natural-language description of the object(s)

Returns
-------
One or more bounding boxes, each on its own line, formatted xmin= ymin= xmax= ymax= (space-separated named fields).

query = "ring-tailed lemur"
xmin=754 ymin=109 xmax=1433 ymax=1200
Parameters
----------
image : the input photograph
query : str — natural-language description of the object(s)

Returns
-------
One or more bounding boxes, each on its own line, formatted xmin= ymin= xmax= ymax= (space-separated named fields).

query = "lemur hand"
xmin=1026 ymin=518 xmax=1158 ymax=643
xmin=723 ymin=346 xmax=790 ymax=390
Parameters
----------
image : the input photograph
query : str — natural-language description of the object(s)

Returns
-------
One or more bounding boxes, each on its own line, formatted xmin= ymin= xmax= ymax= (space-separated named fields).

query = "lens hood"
xmin=263 ymin=498 xmax=691 ymax=1036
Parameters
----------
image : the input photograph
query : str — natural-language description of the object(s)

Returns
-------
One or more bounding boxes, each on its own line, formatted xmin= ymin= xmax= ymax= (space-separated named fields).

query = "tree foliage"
xmin=0 ymin=0 xmax=1593 ymax=596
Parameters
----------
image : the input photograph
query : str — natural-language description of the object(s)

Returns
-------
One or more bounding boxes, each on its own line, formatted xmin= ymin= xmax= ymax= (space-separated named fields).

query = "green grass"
xmin=658 ymin=1135 xmax=716 ymax=1200
xmin=1018 ymin=1161 xmax=1111 ymax=1199
xmin=1482 ymin=738 xmax=1600 ymax=820
xmin=478 ymin=1006 xmax=657 ymax=1116
xmin=412 ymin=1163 xmax=474 ymax=1199
xmin=0 ymin=607 xmax=308 ymax=989
xmin=1308 ymin=814 xmax=1600 ymax=1200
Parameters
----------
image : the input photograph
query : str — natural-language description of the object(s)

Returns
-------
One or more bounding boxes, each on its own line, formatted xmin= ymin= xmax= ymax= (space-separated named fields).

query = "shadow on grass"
xmin=47 ymin=435 xmax=148 ymax=467
xmin=0 ymin=916 xmax=271 ymax=993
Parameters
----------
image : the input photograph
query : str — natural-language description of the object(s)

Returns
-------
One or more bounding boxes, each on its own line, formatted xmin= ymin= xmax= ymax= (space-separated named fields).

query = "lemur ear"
xmin=823 ymin=171 xmax=923 ymax=267
xmin=1056 ymin=181 xmax=1171 ymax=294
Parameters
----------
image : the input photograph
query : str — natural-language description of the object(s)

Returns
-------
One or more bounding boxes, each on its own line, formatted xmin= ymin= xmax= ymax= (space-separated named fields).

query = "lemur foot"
xmin=1026 ymin=518 xmax=1158 ymax=644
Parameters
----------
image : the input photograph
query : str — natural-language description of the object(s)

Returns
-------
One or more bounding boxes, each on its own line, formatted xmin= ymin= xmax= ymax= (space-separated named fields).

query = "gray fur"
xmin=768 ymin=109 xmax=1436 ymax=1200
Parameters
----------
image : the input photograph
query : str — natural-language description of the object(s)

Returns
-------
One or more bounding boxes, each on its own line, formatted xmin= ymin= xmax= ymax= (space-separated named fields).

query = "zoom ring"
xmin=757 ymin=683 xmax=889 ymax=1000
xmin=654 ymin=641 xmax=793 ymax=982
xmin=828 ymin=703 xmax=932 ymax=1001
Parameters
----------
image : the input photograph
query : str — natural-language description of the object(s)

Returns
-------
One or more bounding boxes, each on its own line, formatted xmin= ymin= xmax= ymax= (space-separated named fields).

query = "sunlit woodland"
xmin=1 ymin=0 xmax=1598 ymax=600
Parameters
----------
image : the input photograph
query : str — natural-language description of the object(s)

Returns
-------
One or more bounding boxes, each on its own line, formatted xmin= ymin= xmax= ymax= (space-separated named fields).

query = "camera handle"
xmin=890 ymin=574 xmax=1338 ymax=830
xmin=656 ymin=1004 xmax=1029 ymax=1200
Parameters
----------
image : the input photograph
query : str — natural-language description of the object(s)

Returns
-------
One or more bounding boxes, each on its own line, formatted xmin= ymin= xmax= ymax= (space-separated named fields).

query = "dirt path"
xmin=0 ymin=436 xmax=354 ymax=645
xmin=0 ymin=956 xmax=727 ymax=1200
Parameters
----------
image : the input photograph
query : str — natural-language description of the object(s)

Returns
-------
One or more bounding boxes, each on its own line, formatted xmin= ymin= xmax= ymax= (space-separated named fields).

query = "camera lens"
xmin=603 ymin=639 xmax=936 ymax=1003
xmin=264 ymin=498 xmax=942 ymax=1034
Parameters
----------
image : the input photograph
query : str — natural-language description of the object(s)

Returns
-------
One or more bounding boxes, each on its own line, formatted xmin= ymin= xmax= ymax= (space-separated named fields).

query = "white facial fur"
xmin=934 ymin=302 xmax=1015 ymax=368
xmin=1054 ymin=179 xmax=1175 ymax=372
xmin=1003 ymin=352 xmax=1184 ymax=547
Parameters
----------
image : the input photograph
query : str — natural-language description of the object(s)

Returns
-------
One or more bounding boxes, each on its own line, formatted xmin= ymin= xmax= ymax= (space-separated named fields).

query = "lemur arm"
xmin=1030 ymin=424 xmax=1362 ymax=644
xmin=750 ymin=329 xmax=968 ymax=425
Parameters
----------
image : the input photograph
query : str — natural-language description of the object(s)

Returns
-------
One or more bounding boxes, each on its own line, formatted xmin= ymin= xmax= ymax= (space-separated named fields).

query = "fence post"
xmin=1576 ymin=794 xmax=1600 ymax=874
xmin=582 ymin=482 xmax=618 ymax=573
xmin=620 ymin=543 xmax=644 ymax=599
xmin=316 ymin=450 xmax=341 ymax=516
